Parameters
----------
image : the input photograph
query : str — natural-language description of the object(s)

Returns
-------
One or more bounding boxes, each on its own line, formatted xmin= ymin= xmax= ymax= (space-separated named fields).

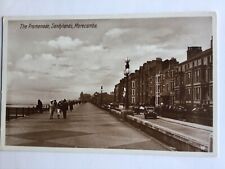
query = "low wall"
xmin=109 ymin=109 xmax=211 ymax=152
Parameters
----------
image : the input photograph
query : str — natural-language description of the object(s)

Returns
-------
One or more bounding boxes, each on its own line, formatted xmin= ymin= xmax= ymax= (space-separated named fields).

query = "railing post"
xmin=23 ymin=108 xmax=25 ymax=117
xmin=16 ymin=108 xmax=18 ymax=118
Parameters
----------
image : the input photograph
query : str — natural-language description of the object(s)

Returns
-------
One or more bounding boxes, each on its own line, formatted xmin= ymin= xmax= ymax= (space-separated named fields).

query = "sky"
xmin=6 ymin=16 xmax=212 ymax=104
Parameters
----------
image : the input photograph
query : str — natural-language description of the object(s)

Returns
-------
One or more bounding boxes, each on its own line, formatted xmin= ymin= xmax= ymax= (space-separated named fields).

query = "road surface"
xmin=6 ymin=103 xmax=170 ymax=150
xmin=134 ymin=114 xmax=212 ymax=145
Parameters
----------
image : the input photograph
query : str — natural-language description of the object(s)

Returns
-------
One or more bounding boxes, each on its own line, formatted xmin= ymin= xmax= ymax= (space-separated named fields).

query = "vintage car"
xmin=144 ymin=106 xmax=157 ymax=119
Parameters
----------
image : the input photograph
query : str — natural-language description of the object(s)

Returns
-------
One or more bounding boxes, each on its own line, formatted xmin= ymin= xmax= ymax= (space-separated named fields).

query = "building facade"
xmin=114 ymin=40 xmax=213 ymax=109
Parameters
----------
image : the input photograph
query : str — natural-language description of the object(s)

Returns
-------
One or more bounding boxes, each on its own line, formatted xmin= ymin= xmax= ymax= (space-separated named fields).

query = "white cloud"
xmin=15 ymin=53 xmax=64 ymax=77
xmin=47 ymin=36 xmax=83 ymax=50
xmin=40 ymin=53 xmax=56 ymax=60
xmin=7 ymin=18 xmax=212 ymax=104
xmin=28 ymin=75 xmax=37 ymax=80
xmin=135 ymin=45 xmax=158 ymax=53
xmin=23 ymin=54 xmax=33 ymax=60
xmin=81 ymin=44 xmax=106 ymax=52
xmin=105 ymin=28 xmax=130 ymax=38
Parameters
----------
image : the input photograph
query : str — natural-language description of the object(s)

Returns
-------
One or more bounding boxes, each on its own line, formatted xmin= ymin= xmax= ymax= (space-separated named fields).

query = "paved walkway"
xmin=6 ymin=103 xmax=170 ymax=150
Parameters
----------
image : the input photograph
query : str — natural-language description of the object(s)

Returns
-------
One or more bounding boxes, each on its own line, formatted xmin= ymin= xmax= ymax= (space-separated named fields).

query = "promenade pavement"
xmin=6 ymin=103 xmax=170 ymax=150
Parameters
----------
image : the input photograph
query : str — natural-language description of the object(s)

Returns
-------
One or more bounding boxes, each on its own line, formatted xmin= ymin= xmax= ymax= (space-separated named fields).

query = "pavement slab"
xmin=5 ymin=103 xmax=170 ymax=150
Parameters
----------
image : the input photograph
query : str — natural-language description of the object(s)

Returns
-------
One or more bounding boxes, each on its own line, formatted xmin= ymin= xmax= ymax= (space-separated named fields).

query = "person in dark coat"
xmin=62 ymin=99 xmax=68 ymax=119
xmin=69 ymin=101 xmax=73 ymax=111
xmin=37 ymin=99 xmax=43 ymax=113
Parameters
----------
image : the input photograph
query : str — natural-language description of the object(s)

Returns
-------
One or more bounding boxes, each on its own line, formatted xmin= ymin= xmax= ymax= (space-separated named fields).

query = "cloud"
xmin=14 ymin=53 xmax=70 ymax=80
xmin=105 ymin=28 xmax=130 ymax=38
xmin=81 ymin=44 xmax=106 ymax=52
xmin=23 ymin=54 xmax=33 ymax=60
xmin=47 ymin=36 xmax=83 ymax=50
xmin=7 ymin=17 xmax=212 ymax=104
xmin=135 ymin=44 xmax=158 ymax=54
xmin=40 ymin=53 xmax=57 ymax=60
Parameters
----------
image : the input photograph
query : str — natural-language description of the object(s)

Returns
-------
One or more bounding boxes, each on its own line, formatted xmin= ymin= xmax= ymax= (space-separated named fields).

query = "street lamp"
xmin=101 ymin=85 xmax=103 ymax=107
xmin=124 ymin=58 xmax=130 ymax=109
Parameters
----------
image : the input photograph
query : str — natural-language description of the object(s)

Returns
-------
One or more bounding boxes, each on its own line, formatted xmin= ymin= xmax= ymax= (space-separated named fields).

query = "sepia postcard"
xmin=1 ymin=13 xmax=217 ymax=154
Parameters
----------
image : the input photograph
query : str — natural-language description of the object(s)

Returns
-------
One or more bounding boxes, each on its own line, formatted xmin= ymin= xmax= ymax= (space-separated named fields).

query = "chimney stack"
xmin=187 ymin=46 xmax=202 ymax=60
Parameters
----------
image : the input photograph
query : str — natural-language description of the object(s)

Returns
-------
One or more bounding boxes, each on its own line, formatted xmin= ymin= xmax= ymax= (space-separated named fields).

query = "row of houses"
xmin=114 ymin=40 xmax=213 ymax=109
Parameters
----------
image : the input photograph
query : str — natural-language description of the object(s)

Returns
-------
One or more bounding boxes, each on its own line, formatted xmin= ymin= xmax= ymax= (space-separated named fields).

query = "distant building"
xmin=114 ymin=39 xmax=213 ymax=109
xmin=174 ymin=41 xmax=213 ymax=108
xmin=92 ymin=92 xmax=114 ymax=106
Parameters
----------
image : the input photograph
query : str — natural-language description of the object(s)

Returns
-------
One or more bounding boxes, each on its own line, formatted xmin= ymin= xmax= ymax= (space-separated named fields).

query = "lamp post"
xmin=100 ymin=85 xmax=103 ymax=107
xmin=124 ymin=58 xmax=130 ymax=109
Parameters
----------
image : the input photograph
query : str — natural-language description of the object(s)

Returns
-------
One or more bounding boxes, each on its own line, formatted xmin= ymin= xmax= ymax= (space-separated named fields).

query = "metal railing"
xmin=6 ymin=106 xmax=49 ymax=121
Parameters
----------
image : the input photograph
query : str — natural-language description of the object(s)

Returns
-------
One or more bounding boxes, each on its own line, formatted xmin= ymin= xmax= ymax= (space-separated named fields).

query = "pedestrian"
xmin=62 ymin=99 xmax=68 ymax=119
xmin=37 ymin=99 xmax=43 ymax=113
xmin=69 ymin=101 xmax=73 ymax=112
xmin=49 ymin=100 xmax=55 ymax=119
xmin=57 ymin=100 xmax=62 ymax=119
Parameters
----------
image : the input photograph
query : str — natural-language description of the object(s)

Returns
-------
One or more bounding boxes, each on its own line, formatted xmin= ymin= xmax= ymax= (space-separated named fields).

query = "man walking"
xmin=37 ymin=99 xmax=43 ymax=113
xmin=49 ymin=100 xmax=54 ymax=119
xmin=62 ymin=99 xmax=68 ymax=119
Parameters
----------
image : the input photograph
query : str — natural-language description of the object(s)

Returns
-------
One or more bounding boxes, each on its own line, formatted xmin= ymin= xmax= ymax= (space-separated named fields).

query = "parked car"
xmin=109 ymin=103 xmax=116 ymax=109
xmin=144 ymin=106 xmax=157 ymax=119
xmin=132 ymin=106 xmax=141 ymax=114
xmin=118 ymin=103 xmax=124 ymax=110
xmin=192 ymin=107 xmax=209 ymax=114
xmin=138 ymin=105 xmax=145 ymax=114
xmin=175 ymin=105 xmax=188 ymax=114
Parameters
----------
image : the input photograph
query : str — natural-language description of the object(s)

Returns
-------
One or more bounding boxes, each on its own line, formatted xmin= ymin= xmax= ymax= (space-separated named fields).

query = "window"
xmin=186 ymin=72 xmax=191 ymax=84
xmin=194 ymin=70 xmax=200 ymax=83
xmin=209 ymin=69 xmax=213 ymax=81
xmin=209 ymin=86 xmax=213 ymax=100
xmin=194 ymin=87 xmax=201 ymax=100
xmin=156 ymin=76 xmax=158 ymax=83
xmin=186 ymin=88 xmax=191 ymax=100
xmin=170 ymin=82 xmax=174 ymax=91
xmin=132 ymin=89 xmax=135 ymax=96
xmin=178 ymin=66 xmax=181 ymax=72
xmin=182 ymin=65 xmax=185 ymax=71
xmin=202 ymin=69 xmax=206 ymax=82
xmin=132 ymin=97 xmax=135 ymax=104
xmin=187 ymin=64 xmax=189 ymax=69
xmin=209 ymin=55 xmax=212 ymax=63
xmin=132 ymin=81 xmax=135 ymax=88
xmin=175 ymin=90 xmax=179 ymax=100
xmin=197 ymin=70 xmax=200 ymax=82
xmin=198 ymin=59 xmax=202 ymax=66
xmin=203 ymin=57 xmax=208 ymax=65
xmin=194 ymin=60 xmax=198 ymax=67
